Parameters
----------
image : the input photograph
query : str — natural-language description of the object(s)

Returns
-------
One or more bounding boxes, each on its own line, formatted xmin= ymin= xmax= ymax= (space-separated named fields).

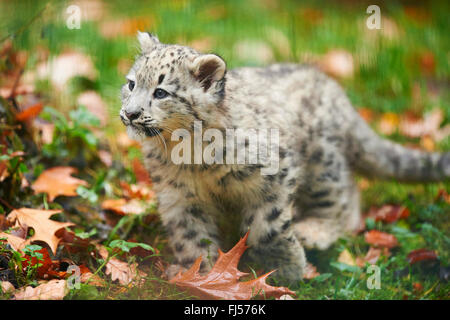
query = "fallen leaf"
xmin=14 ymin=279 xmax=67 ymax=300
xmin=366 ymin=205 xmax=410 ymax=223
xmin=6 ymin=208 xmax=74 ymax=254
xmin=170 ymin=232 xmax=295 ymax=300
xmin=358 ymin=108 xmax=375 ymax=123
xmin=303 ymin=262 xmax=320 ymax=279
xmin=436 ymin=189 xmax=450 ymax=203
xmin=356 ymin=247 xmax=390 ymax=267
xmin=337 ymin=249 xmax=356 ymax=266
xmin=97 ymin=245 xmax=146 ymax=285
xmin=399 ymin=108 xmax=443 ymax=138
xmin=0 ymin=232 xmax=26 ymax=251
xmin=120 ymin=181 xmax=155 ymax=200
xmin=31 ymin=166 xmax=88 ymax=201
xmin=15 ymin=102 xmax=43 ymax=122
xmin=318 ymin=49 xmax=354 ymax=79
xmin=407 ymin=249 xmax=438 ymax=265
xmin=101 ymin=198 xmax=147 ymax=216
xmin=132 ymin=158 xmax=151 ymax=185
xmin=413 ymin=282 xmax=423 ymax=292
xmin=378 ymin=112 xmax=399 ymax=135
xmin=364 ymin=230 xmax=398 ymax=248
xmin=277 ymin=294 xmax=295 ymax=300
xmin=1 ymin=281 xmax=15 ymax=294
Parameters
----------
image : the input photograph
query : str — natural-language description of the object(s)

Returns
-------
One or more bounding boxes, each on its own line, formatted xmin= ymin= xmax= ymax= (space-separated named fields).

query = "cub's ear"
xmin=137 ymin=31 xmax=160 ymax=53
xmin=189 ymin=54 xmax=226 ymax=90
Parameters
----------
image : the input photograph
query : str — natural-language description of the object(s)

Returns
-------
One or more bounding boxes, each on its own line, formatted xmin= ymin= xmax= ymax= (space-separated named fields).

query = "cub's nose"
xmin=125 ymin=110 xmax=141 ymax=121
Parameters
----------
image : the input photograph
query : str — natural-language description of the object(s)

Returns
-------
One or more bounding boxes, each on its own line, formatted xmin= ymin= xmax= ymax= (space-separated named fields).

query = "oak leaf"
xmin=15 ymin=102 xmax=43 ymax=121
xmin=0 ymin=232 xmax=26 ymax=251
xmin=169 ymin=232 xmax=295 ymax=300
xmin=97 ymin=245 xmax=146 ymax=285
xmin=101 ymin=198 xmax=147 ymax=216
xmin=14 ymin=279 xmax=68 ymax=300
xmin=6 ymin=208 xmax=74 ymax=254
xmin=31 ymin=166 xmax=88 ymax=201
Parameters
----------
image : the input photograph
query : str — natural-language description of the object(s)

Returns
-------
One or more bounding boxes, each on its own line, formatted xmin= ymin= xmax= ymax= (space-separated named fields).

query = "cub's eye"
xmin=153 ymin=88 xmax=169 ymax=99
xmin=128 ymin=80 xmax=135 ymax=91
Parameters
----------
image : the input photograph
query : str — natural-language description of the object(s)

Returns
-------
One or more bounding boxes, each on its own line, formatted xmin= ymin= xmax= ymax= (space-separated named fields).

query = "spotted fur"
xmin=120 ymin=32 xmax=449 ymax=282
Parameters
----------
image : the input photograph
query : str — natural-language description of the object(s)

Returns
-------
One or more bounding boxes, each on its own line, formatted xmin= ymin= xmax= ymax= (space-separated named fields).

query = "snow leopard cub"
xmin=120 ymin=32 xmax=450 ymax=282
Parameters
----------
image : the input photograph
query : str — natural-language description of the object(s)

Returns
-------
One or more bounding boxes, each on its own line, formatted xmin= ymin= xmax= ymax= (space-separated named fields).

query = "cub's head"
xmin=120 ymin=32 xmax=227 ymax=141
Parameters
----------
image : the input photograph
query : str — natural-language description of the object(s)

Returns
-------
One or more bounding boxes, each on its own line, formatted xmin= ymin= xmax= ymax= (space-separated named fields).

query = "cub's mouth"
xmin=120 ymin=114 xmax=163 ymax=137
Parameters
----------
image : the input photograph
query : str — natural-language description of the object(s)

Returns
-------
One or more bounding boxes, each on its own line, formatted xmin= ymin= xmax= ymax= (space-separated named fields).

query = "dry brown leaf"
xmin=303 ymin=262 xmax=320 ymax=279
xmin=31 ymin=166 xmax=88 ymax=201
xmin=356 ymin=247 xmax=390 ymax=267
xmin=365 ymin=205 xmax=410 ymax=224
xmin=170 ymin=232 xmax=295 ymax=300
xmin=6 ymin=208 xmax=74 ymax=254
xmin=0 ymin=232 xmax=26 ymax=251
xmin=97 ymin=245 xmax=146 ymax=285
xmin=132 ymin=158 xmax=152 ymax=185
xmin=364 ymin=230 xmax=398 ymax=248
xmin=14 ymin=279 xmax=67 ymax=300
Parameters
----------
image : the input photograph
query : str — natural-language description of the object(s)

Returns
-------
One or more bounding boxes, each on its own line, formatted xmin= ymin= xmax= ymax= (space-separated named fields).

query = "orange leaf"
xmin=364 ymin=230 xmax=398 ymax=248
xmin=101 ymin=198 xmax=147 ymax=215
xmin=170 ymin=232 xmax=295 ymax=300
xmin=132 ymin=158 xmax=151 ymax=185
xmin=31 ymin=166 xmax=88 ymax=201
xmin=6 ymin=208 xmax=74 ymax=254
xmin=15 ymin=102 xmax=43 ymax=121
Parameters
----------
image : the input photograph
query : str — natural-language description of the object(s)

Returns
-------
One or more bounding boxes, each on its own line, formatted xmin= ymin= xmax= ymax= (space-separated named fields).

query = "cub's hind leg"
xmin=294 ymin=152 xmax=361 ymax=250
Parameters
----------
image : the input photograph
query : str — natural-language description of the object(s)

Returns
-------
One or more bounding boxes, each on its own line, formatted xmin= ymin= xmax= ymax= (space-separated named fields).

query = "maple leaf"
xmin=31 ymin=166 xmax=88 ymax=201
xmin=170 ymin=232 xmax=295 ymax=300
xmin=364 ymin=230 xmax=398 ymax=249
xmin=97 ymin=245 xmax=146 ymax=285
xmin=6 ymin=208 xmax=74 ymax=254
xmin=13 ymin=279 xmax=68 ymax=300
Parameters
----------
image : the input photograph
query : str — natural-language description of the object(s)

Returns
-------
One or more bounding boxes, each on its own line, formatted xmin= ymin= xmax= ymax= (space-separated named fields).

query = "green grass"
xmin=0 ymin=0 xmax=449 ymax=300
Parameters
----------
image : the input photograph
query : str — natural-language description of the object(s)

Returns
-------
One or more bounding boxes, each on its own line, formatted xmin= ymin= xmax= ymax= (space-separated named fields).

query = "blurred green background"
xmin=0 ymin=0 xmax=449 ymax=299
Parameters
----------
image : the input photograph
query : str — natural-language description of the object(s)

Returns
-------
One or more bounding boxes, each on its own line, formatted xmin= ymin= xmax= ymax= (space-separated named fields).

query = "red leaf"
xmin=407 ymin=249 xmax=438 ymax=264
xmin=364 ymin=230 xmax=398 ymax=248
xmin=366 ymin=205 xmax=410 ymax=223
xmin=15 ymin=103 xmax=43 ymax=121
xmin=170 ymin=232 xmax=295 ymax=300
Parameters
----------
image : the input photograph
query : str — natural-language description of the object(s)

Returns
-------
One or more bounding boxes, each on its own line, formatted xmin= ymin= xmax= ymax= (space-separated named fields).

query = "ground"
xmin=0 ymin=0 xmax=449 ymax=300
